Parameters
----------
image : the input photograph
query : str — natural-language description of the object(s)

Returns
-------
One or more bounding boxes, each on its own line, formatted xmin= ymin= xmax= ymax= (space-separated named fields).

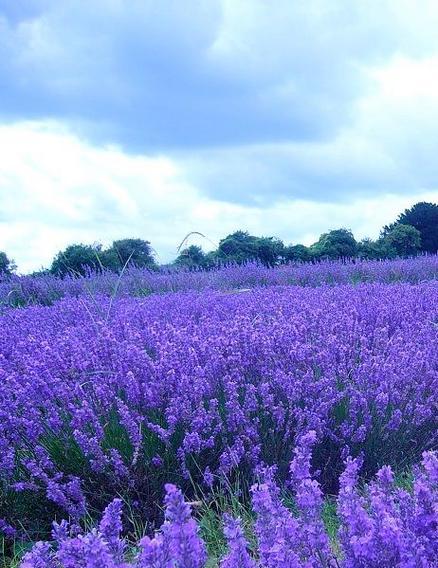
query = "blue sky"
xmin=1 ymin=0 xmax=438 ymax=271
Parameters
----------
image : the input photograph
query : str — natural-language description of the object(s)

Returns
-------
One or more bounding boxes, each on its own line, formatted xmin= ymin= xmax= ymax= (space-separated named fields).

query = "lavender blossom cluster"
xmin=20 ymin=443 xmax=437 ymax=567
xmin=1 ymin=254 xmax=437 ymax=309
xmin=1 ymin=282 xmax=437 ymax=537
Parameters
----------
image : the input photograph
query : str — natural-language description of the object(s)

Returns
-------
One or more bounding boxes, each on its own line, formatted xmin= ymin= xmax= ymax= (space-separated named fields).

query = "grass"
xmin=3 ymin=408 xmax=420 ymax=565
xmin=1 ymin=461 xmax=419 ymax=568
xmin=0 ymin=481 xmax=343 ymax=568
xmin=1 ymin=538 xmax=32 ymax=568
xmin=1 ymin=389 xmax=421 ymax=566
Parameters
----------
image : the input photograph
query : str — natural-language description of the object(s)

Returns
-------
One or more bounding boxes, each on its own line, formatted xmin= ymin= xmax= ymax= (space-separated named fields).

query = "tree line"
xmin=0 ymin=201 xmax=437 ymax=277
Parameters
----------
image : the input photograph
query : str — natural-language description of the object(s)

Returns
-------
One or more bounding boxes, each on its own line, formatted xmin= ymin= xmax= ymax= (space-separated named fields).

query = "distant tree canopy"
xmin=217 ymin=231 xmax=259 ymax=264
xmin=5 ymin=201 xmax=437 ymax=275
xmin=0 ymin=251 xmax=16 ymax=276
xmin=357 ymin=238 xmax=378 ymax=260
xmin=357 ymin=238 xmax=390 ymax=260
xmin=51 ymin=239 xmax=157 ymax=277
xmin=175 ymin=245 xmax=213 ymax=270
xmin=104 ymin=239 xmax=156 ymax=270
xmin=217 ymin=231 xmax=284 ymax=267
xmin=50 ymin=244 xmax=103 ymax=277
xmin=283 ymin=244 xmax=311 ymax=263
xmin=310 ymin=229 xmax=358 ymax=260
xmin=396 ymin=202 xmax=438 ymax=253
xmin=256 ymin=237 xmax=285 ymax=267
xmin=381 ymin=223 xmax=421 ymax=257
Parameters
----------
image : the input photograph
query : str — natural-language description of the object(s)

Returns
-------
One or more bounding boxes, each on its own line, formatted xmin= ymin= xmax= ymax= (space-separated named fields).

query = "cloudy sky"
xmin=1 ymin=1 xmax=438 ymax=272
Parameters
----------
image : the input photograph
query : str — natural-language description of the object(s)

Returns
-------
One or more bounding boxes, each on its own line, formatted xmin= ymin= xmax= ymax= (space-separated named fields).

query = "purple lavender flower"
xmin=0 ymin=518 xmax=17 ymax=538
xmin=338 ymin=452 xmax=438 ymax=567
xmin=57 ymin=530 xmax=122 ymax=568
xmin=251 ymin=480 xmax=302 ymax=567
xmin=161 ymin=483 xmax=207 ymax=568
xmin=138 ymin=534 xmax=168 ymax=567
xmin=220 ymin=514 xmax=256 ymax=568
xmin=20 ymin=542 xmax=57 ymax=568
xmin=99 ymin=498 xmax=125 ymax=559
xmin=52 ymin=519 xmax=70 ymax=543
xmin=289 ymin=431 xmax=332 ymax=565
xmin=2 ymin=259 xmax=437 ymax=567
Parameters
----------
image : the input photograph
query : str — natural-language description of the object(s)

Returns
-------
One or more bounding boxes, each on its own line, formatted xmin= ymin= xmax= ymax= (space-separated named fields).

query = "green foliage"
xmin=321 ymin=498 xmax=340 ymax=545
xmin=98 ymin=247 xmax=121 ymax=271
xmin=0 ymin=251 xmax=16 ymax=276
xmin=50 ymin=243 xmax=103 ymax=277
xmin=396 ymin=201 xmax=438 ymax=253
xmin=217 ymin=231 xmax=259 ymax=264
xmin=106 ymin=238 xmax=157 ymax=270
xmin=217 ymin=231 xmax=284 ymax=266
xmin=175 ymin=245 xmax=213 ymax=270
xmin=204 ymin=250 xmax=219 ymax=267
xmin=311 ymin=228 xmax=357 ymax=260
xmin=13 ymin=200 xmax=438 ymax=276
xmin=283 ymin=244 xmax=311 ymax=262
xmin=1 ymin=538 xmax=27 ymax=568
xmin=256 ymin=236 xmax=285 ymax=267
xmin=195 ymin=475 xmax=257 ymax=563
xmin=380 ymin=223 xmax=421 ymax=257
xmin=50 ymin=239 xmax=157 ymax=277
xmin=357 ymin=238 xmax=393 ymax=260
xmin=29 ymin=268 xmax=51 ymax=277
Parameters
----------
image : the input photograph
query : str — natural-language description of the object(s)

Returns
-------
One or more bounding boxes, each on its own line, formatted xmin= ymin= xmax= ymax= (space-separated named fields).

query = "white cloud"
xmin=1 ymin=1 xmax=438 ymax=271
xmin=0 ymin=121 xmax=201 ymax=270
xmin=1 ymin=122 xmax=436 ymax=273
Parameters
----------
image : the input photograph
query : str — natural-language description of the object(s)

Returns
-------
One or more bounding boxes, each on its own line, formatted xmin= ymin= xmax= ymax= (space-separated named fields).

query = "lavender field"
xmin=1 ymin=255 xmax=438 ymax=309
xmin=1 ymin=258 xmax=437 ymax=567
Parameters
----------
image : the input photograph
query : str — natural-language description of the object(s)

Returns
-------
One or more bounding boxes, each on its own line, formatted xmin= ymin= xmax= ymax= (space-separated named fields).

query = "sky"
xmin=1 ymin=1 xmax=438 ymax=272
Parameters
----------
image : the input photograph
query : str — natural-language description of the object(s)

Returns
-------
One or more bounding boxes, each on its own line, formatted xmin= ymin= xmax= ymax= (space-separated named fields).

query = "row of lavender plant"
xmin=1 ymin=282 xmax=436 ymax=538
xmin=21 ymin=441 xmax=437 ymax=567
xmin=1 ymin=255 xmax=437 ymax=309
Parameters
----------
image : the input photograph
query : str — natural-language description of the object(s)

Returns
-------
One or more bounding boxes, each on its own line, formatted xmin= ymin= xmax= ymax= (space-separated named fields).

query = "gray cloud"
xmin=0 ymin=0 xmax=438 ymax=247
xmin=179 ymin=134 xmax=415 ymax=205
xmin=2 ymin=0 xmax=437 ymax=153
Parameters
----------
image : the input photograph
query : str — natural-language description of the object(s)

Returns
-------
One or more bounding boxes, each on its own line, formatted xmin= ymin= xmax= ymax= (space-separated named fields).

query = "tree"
xmin=217 ymin=231 xmax=260 ymax=264
xmin=175 ymin=245 xmax=209 ymax=269
xmin=50 ymin=243 xmax=103 ymax=277
xmin=204 ymin=250 xmax=219 ymax=269
xmin=0 ymin=251 xmax=16 ymax=276
xmin=106 ymin=238 xmax=156 ymax=270
xmin=357 ymin=238 xmax=391 ymax=260
xmin=283 ymin=244 xmax=311 ymax=263
xmin=30 ymin=268 xmax=51 ymax=277
xmin=396 ymin=202 xmax=438 ymax=253
xmin=98 ymin=247 xmax=121 ymax=272
xmin=256 ymin=237 xmax=285 ymax=267
xmin=380 ymin=223 xmax=421 ymax=257
xmin=217 ymin=231 xmax=284 ymax=266
xmin=311 ymin=229 xmax=357 ymax=260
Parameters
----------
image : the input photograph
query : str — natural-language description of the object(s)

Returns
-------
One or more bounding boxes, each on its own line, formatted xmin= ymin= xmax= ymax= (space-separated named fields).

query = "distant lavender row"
xmin=21 ymin=444 xmax=438 ymax=567
xmin=1 ymin=282 xmax=437 ymax=537
xmin=1 ymin=254 xmax=437 ymax=309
